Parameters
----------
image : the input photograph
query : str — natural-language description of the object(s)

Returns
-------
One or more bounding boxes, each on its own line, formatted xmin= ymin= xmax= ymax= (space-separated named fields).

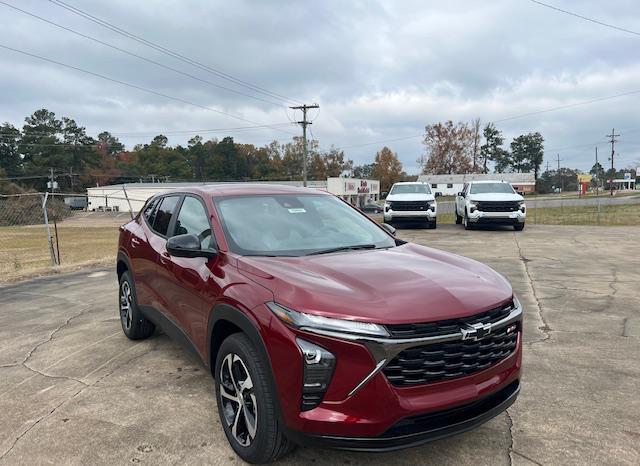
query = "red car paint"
xmin=117 ymin=184 xmax=521 ymax=448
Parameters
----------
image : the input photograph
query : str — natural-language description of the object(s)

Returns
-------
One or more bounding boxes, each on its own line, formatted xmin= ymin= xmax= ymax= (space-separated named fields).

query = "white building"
xmin=86 ymin=177 xmax=379 ymax=213
xmin=417 ymin=173 xmax=536 ymax=196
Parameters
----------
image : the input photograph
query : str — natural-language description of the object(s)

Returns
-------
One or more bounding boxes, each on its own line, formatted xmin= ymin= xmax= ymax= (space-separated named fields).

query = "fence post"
xmin=597 ymin=197 xmax=601 ymax=225
xmin=41 ymin=192 xmax=58 ymax=266
xmin=123 ymin=185 xmax=134 ymax=219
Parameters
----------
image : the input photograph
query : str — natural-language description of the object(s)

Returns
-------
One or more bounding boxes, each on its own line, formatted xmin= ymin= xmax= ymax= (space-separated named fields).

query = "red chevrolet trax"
xmin=117 ymin=184 xmax=522 ymax=463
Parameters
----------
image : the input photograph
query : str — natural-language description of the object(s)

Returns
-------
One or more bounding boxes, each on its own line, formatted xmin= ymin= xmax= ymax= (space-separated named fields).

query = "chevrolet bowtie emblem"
xmin=461 ymin=322 xmax=492 ymax=341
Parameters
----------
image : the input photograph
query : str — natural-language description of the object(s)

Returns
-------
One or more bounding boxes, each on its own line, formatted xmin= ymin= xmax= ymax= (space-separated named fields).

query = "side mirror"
xmin=434 ymin=192 xmax=441 ymax=198
xmin=166 ymin=234 xmax=216 ymax=259
xmin=458 ymin=192 xmax=465 ymax=197
xmin=517 ymin=191 xmax=525 ymax=196
xmin=381 ymin=223 xmax=396 ymax=236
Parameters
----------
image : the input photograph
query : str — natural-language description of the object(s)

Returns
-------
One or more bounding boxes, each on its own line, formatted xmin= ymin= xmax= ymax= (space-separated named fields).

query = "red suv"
xmin=117 ymin=184 xmax=522 ymax=463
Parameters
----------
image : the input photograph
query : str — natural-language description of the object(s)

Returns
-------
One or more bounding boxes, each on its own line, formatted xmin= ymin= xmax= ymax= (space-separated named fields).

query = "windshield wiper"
xmin=308 ymin=244 xmax=378 ymax=255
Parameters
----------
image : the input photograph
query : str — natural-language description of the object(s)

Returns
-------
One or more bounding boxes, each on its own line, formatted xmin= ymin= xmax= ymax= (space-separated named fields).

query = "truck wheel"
xmin=455 ymin=210 xmax=462 ymax=224
xmin=464 ymin=210 xmax=473 ymax=230
xmin=215 ymin=333 xmax=295 ymax=463
xmin=118 ymin=271 xmax=155 ymax=340
xmin=514 ymin=223 xmax=525 ymax=231
xmin=428 ymin=220 xmax=437 ymax=229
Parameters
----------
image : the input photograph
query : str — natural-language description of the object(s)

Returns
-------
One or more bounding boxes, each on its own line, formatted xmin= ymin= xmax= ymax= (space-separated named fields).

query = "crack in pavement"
xmin=512 ymin=450 xmax=543 ymax=466
xmin=506 ymin=409 xmax=515 ymax=466
xmin=0 ymin=343 xmax=154 ymax=461
xmin=514 ymin=233 xmax=551 ymax=345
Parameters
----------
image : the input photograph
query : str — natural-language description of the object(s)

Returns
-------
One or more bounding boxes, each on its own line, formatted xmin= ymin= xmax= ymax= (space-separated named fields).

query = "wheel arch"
xmin=116 ymin=251 xmax=132 ymax=280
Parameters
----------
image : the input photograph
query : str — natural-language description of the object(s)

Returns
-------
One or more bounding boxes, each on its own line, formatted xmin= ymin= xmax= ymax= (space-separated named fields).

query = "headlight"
xmin=296 ymin=338 xmax=335 ymax=411
xmin=518 ymin=201 xmax=526 ymax=212
xmin=267 ymin=302 xmax=389 ymax=337
xmin=384 ymin=202 xmax=391 ymax=211
xmin=469 ymin=202 xmax=477 ymax=213
xmin=430 ymin=201 xmax=436 ymax=212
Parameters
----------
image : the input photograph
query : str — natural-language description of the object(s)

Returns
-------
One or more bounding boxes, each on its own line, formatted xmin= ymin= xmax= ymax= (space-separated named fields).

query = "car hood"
xmin=386 ymin=193 xmax=435 ymax=202
xmin=468 ymin=193 xmax=524 ymax=202
xmin=237 ymin=243 xmax=512 ymax=324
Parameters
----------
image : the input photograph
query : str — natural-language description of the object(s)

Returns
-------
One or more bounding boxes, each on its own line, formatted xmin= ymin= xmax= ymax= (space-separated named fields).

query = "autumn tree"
xmin=373 ymin=146 xmax=404 ymax=191
xmin=420 ymin=121 xmax=473 ymax=174
xmin=352 ymin=163 xmax=376 ymax=179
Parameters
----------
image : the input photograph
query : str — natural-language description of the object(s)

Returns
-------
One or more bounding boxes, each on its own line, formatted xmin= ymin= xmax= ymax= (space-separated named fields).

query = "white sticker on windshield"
xmin=288 ymin=208 xmax=306 ymax=214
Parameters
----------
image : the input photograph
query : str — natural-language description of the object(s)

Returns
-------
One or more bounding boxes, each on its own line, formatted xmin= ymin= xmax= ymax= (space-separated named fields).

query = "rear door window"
xmin=152 ymin=196 xmax=180 ymax=236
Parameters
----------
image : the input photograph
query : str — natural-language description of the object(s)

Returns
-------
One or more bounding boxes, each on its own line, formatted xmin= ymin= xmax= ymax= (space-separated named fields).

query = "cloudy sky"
xmin=1 ymin=0 xmax=639 ymax=174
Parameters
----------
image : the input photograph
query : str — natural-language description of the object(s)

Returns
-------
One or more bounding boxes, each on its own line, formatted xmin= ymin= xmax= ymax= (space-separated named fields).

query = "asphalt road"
xmin=436 ymin=193 xmax=640 ymax=214
xmin=1 ymin=225 xmax=639 ymax=465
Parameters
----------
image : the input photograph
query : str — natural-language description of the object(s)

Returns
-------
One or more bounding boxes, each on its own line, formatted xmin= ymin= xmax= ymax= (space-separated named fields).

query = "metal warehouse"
xmin=85 ymin=177 xmax=380 ymax=213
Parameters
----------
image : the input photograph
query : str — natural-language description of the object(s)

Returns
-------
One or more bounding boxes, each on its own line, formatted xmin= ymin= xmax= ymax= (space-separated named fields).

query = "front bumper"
xmin=287 ymin=379 xmax=520 ymax=452
xmin=468 ymin=210 xmax=525 ymax=224
xmin=259 ymin=302 xmax=523 ymax=443
xmin=384 ymin=209 xmax=437 ymax=222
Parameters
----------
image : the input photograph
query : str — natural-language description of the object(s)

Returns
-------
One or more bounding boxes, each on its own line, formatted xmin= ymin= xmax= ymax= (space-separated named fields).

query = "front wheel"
xmin=514 ymin=223 xmax=525 ymax=231
xmin=464 ymin=210 xmax=473 ymax=230
xmin=215 ymin=333 xmax=294 ymax=463
xmin=427 ymin=219 xmax=437 ymax=229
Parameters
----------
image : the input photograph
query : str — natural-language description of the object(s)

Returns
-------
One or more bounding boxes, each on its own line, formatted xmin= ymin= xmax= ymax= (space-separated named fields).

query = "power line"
xmin=527 ymin=0 xmax=640 ymax=38
xmin=0 ymin=2 xmax=285 ymax=107
xmin=47 ymin=0 xmax=303 ymax=106
xmin=0 ymin=43 xmax=295 ymax=137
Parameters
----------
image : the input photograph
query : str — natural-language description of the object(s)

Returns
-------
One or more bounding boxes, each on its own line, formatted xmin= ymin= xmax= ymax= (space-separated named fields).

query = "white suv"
xmin=455 ymin=180 xmax=526 ymax=231
xmin=384 ymin=182 xmax=437 ymax=229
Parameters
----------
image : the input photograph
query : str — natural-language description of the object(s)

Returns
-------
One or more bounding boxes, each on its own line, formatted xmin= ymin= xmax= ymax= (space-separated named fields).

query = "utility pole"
xmin=289 ymin=103 xmax=319 ymax=187
xmin=595 ymin=146 xmax=599 ymax=196
xmin=605 ymin=128 xmax=620 ymax=196
xmin=556 ymin=154 xmax=563 ymax=192
xmin=49 ymin=168 xmax=56 ymax=193
xmin=546 ymin=161 xmax=550 ymax=173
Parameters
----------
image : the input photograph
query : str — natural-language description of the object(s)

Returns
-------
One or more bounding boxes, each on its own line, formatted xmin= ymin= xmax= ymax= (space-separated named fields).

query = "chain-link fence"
xmin=0 ymin=189 xmax=149 ymax=282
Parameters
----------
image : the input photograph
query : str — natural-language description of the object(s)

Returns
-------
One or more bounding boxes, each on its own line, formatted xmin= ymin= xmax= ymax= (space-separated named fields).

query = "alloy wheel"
xmin=219 ymin=353 xmax=258 ymax=447
xmin=119 ymin=280 xmax=133 ymax=331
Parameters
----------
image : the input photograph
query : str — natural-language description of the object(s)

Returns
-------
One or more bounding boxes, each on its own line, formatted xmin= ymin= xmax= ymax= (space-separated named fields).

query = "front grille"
xmin=389 ymin=201 xmax=431 ymax=211
xmin=386 ymin=301 xmax=514 ymax=339
xmin=383 ymin=325 xmax=518 ymax=386
xmin=476 ymin=201 xmax=520 ymax=212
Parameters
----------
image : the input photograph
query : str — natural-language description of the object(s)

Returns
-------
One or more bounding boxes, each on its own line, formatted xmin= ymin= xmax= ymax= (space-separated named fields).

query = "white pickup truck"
xmin=455 ymin=180 xmax=526 ymax=231
xmin=383 ymin=182 xmax=437 ymax=229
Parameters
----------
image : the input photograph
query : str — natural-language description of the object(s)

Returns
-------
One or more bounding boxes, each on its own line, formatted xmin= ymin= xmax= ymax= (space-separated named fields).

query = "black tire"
xmin=514 ymin=223 xmax=525 ymax=231
xmin=215 ymin=333 xmax=294 ymax=464
xmin=428 ymin=220 xmax=437 ymax=229
xmin=118 ymin=271 xmax=155 ymax=340
xmin=464 ymin=210 xmax=473 ymax=230
xmin=455 ymin=210 xmax=462 ymax=224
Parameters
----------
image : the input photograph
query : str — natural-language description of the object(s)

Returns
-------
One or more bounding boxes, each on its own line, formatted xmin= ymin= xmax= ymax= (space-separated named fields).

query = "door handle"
xmin=159 ymin=251 xmax=171 ymax=265
xmin=130 ymin=237 xmax=141 ymax=248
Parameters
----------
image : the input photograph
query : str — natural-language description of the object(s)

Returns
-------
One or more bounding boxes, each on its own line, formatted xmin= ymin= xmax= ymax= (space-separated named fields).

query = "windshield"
xmin=215 ymin=194 xmax=396 ymax=256
xmin=470 ymin=183 xmax=515 ymax=194
xmin=390 ymin=184 xmax=431 ymax=194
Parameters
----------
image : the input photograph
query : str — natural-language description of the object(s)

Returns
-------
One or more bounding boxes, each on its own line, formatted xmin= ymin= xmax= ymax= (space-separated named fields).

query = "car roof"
xmin=153 ymin=183 xmax=331 ymax=198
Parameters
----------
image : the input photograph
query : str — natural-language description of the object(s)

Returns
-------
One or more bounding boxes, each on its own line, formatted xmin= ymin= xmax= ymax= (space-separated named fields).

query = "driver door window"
xmin=174 ymin=196 xmax=214 ymax=250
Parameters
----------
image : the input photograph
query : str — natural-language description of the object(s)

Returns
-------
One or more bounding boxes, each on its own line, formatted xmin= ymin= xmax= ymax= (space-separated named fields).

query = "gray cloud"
xmin=1 ymin=0 xmax=639 ymax=173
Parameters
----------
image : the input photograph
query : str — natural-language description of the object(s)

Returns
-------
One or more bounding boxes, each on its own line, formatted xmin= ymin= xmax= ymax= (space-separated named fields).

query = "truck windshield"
xmin=215 ymin=194 xmax=396 ymax=256
xmin=470 ymin=183 xmax=515 ymax=194
xmin=390 ymin=184 xmax=431 ymax=194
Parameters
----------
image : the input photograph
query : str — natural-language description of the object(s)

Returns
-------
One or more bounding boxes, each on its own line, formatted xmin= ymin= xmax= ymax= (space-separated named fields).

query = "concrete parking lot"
xmin=1 ymin=224 xmax=638 ymax=465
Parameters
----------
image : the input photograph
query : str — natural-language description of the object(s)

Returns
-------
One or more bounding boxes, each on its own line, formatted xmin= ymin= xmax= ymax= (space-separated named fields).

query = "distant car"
xmin=361 ymin=202 xmax=382 ymax=214
xmin=384 ymin=182 xmax=437 ymax=229
xmin=455 ymin=181 xmax=526 ymax=231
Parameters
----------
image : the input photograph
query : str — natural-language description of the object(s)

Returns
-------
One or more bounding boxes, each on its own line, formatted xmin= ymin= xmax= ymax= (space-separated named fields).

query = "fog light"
xmin=296 ymin=338 xmax=336 ymax=411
